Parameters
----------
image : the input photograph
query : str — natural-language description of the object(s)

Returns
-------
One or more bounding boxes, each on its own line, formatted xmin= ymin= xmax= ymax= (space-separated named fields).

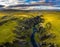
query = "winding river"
xmin=30 ymin=26 xmax=38 ymax=47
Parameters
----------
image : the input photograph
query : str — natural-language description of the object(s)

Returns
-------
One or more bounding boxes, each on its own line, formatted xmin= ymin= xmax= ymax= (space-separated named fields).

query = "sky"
xmin=0 ymin=0 xmax=60 ymax=10
xmin=0 ymin=0 xmax=60 ymax=6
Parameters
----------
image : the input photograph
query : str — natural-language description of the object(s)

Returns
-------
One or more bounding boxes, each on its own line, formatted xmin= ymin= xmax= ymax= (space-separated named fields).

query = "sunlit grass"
xmin=0 ymin=17 xmax=17 ymax=44
xmin=0 ymin=11 xmax=60 ymax=46
xmin=40 ymin=11 xmax=60 ymax=46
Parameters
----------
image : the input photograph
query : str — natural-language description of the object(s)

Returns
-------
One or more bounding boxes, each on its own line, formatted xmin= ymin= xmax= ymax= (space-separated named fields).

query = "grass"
xmin=0 ymin=11 xmax=60 ymax=46
xmin=43 ymin=12 xmax=60 ymax=46
xmin=0 ymin=17 xmax=17 ymax=44
xmin=35 ymin=11 xmax=60 ymax=46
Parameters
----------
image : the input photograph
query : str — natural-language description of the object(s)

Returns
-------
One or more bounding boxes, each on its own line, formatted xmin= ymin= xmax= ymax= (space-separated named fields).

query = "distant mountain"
xmin=0 ymin=5 xmax=4 ymax=7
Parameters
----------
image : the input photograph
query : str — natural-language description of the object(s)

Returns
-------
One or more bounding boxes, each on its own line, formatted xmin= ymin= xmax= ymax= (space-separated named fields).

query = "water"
xmin=30 ymin=26 xmax=38 ymax=47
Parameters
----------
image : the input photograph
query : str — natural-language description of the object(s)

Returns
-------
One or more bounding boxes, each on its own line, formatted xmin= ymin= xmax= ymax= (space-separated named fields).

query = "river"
xmin=30 ymin=26 xmax=38 ymax=47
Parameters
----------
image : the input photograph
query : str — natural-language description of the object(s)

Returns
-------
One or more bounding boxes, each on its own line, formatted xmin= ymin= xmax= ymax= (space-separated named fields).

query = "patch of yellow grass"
xmin=0 ymin=11 xmax=60 ymax=46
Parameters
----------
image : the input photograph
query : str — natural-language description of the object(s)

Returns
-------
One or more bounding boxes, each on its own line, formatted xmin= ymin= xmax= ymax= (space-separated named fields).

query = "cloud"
xmin=0 ymin=0 xmax=47 ymax=6
xmin=0 ymin=0 xmax=31 ymax=6
xmin=4 ymin=6 xmax=60 ymax=10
